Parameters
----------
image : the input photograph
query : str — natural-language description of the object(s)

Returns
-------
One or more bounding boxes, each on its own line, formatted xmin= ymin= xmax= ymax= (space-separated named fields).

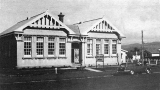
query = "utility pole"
xmin=142 ymin=30 xmax=144 ymax=65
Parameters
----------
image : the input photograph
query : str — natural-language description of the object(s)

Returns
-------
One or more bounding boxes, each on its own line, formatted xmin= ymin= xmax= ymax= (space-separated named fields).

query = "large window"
xmin=96 ymin=39 xmax=101 ymax=55
xmin=112 ymin=40 xmax=117 ymax=54
xmin=87 ymin=39 xmax=93 ymax=55
xmin=36 ymin=37 xmax=44 ymax=56
xmin=104 ymin=39 xmax=109 ymax=55
xmin=24 ymin=36 xmax=32 ymax=56
xmin=59 ymin=38 xmax=66 ymax=56
xmin=48 ymin=37 xmax=55 ymax=56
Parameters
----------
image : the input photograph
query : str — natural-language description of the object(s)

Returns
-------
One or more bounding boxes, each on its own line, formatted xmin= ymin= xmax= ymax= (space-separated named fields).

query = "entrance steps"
xmin=72 ymin=63 xmax=82 ymax=68
xmin=85 ymin=68 xmax=103 ymax=72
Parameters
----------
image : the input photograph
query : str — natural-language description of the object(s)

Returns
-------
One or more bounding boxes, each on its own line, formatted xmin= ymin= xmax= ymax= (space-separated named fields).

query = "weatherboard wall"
xmin=16 ymin=28 xmax=72 ymax=68
xmin=83 ymin=32 xmax=122 ymax=66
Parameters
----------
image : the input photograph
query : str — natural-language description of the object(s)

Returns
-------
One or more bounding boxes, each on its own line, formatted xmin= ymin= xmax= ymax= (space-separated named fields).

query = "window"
xmin=104 ymin=39 xmax=109 ymax=55
xmin=96 ymin=39 xmax=101 ymax=55
xmin=48 ymin=37 xmax=55 ymax=56
xmin=87 ymin=39 xmax=93 ymax=55
xmin=59 ymin=38 xmax=66 ymax=56
xmin=36 ymin=37 xmax=44 ymax=56
xmin=112 ymin=40 xmax=117 ymax=54
xmin=24 ymin=36 xmax=32 ymax=56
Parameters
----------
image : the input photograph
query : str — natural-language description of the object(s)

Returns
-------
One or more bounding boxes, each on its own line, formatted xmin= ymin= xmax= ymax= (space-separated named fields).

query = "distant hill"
xmin=122 ymin=42 xmax=160 ymax=53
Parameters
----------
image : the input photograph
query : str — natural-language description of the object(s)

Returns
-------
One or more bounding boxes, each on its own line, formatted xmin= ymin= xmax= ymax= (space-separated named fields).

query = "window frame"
xmin=104 ymin=39 xmax=109 ymax=56
xmin=112 ymin=40 xmax=117 ymax=56
xmin=59 ymin=38 xmax=66 ymax=57
xmin=48 ymin=36 xmax=55 ymax=57
xmin=87 ymin=39 xmax=93 ymax=56
xmin=24 ymin=36 xmax=32 ymax=57
xmin=96 ymin=39 xmax=101 ymax=55
xmin=36 ymin=37 xmax=44 ymax=57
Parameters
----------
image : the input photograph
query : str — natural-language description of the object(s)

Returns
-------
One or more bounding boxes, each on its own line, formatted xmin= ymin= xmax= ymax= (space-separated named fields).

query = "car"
xmin=117 ymin=62 xmax=151 ymax=75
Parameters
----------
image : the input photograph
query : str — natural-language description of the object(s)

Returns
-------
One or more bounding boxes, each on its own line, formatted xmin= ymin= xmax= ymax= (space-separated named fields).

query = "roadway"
xmin=1 ymin=71 xmax=160 ymax=90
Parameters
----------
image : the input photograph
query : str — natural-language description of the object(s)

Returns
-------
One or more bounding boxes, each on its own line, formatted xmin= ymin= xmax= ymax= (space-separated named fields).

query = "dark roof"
xmin=145 ymin=47 xmax=160 ymax=54
xmin=73 ymin=18 xmax=102 ymax=34
xmin=67 ymin=25 xmax=80 ymax=35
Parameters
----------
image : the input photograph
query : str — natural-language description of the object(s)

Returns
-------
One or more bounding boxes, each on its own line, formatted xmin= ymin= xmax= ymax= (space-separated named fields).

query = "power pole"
xmin=142 ymin=30 xmax=144 ymax=65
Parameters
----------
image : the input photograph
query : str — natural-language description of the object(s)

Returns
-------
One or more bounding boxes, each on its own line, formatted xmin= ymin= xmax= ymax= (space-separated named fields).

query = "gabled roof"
xmin=71 ymin=17 xmax=125 ymax=38
xmin=145 ymin=48 xmax=160 ymax=54
xmin=67 ymin=25 xmax=80 ymax=35
xmin=0 ymin=11 xmax=75 ymax=36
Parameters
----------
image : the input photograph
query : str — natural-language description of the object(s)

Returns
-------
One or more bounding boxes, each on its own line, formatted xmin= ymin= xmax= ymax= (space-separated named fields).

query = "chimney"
xmin=58 ymin=12 xmax=64 ymax=22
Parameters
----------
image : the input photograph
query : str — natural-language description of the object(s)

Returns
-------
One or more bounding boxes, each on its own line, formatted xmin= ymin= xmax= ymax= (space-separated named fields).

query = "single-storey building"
xmin=144 ymin=48 xmax=160 ymax=64
xmin=0 ymin=11 xmax=125 ymax=68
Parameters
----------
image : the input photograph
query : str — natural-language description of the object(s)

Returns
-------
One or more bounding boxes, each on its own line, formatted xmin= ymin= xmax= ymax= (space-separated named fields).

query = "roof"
xmin=0 ymin=11 xmax=75 ymax=36
xmin=67 ymin=25 xmax=80 ymax=35
xmin=75 ymin=18 xmax=102 ymax=34
xmin=70 ymin=17 xmax=125 ymax=37
xmin=0 ymin=12 xmax=45 ymax=36
xmin=1 ymin=11 xmax=124 ymax=38
xmin=145 ymin=48 xmax=160 ymax=54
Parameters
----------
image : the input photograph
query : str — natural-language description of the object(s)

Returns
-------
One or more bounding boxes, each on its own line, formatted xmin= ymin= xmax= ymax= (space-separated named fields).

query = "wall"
xmin=83 ymin=32 xmax=121 ymax=66
xmin=0 ymin=34 xmax=17 ymax=68
xmin=17 ymin=28 xmax=72 ymax=68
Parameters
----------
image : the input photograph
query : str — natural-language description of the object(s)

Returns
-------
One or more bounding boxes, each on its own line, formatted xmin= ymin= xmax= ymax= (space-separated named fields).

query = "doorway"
xmin=71 ymin=43 xmax=82 ymax=64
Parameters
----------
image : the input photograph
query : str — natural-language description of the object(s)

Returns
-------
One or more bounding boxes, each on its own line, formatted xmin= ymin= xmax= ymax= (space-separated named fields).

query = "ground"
xmin=0 ymin=65 xmax=160 ymax=90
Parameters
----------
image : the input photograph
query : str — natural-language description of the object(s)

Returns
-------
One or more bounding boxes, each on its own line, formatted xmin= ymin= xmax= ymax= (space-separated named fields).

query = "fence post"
xmin=55 ymin=68 xmax=57 ymax=74
xmin=156 ymin=60 xmax=158 ymax=65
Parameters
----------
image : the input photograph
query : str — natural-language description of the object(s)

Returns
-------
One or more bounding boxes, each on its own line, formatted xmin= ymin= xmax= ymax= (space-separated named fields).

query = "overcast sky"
xmin=0 ymin=0 xmax=160 ymax=45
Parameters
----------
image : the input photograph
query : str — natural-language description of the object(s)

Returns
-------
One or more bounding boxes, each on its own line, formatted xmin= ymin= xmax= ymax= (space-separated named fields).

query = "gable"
xmin=82 ymin=17 xmax=125 ymax=38
xmin=0 ymin=11 xmax=75 ymax=36
xmin=25 ymin=12 xmax=75 ymax=34
xmin=91 ymin=20 xmax=114 ymax=32
xmin=29 ymin=14 xmax=62 ymax=29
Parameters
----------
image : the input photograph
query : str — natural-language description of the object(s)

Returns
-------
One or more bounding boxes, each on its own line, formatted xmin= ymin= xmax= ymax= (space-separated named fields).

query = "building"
xmin=0 ymin=11 xmax=125 ymax=68
xmin=144 ymin=49 xmax=160 ymax=61
xmin=121 ymin=49 xmax=128 ymax=63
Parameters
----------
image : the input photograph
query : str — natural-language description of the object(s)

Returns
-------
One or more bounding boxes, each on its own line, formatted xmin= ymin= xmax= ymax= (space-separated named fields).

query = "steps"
xmin=85 ymin=68 xmax=103 ymax=72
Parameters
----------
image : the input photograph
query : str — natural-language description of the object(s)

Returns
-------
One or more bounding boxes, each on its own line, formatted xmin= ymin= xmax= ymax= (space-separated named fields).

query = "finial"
xmin=46 ymin=9 xmax=49 ymax=12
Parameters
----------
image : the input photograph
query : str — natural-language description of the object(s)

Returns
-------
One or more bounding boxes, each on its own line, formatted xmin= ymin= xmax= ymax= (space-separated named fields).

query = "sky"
xmin=0 ymin=0 xmax=160 ymax=45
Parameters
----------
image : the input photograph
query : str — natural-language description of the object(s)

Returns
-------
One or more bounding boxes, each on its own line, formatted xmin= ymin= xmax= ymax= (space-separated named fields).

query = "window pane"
xmin=36 ymin=37 xmax=44 ymax=56
xmin=96 ymin=39 xmax=101 ymax=43
xmin=112 ymin=44 xmax=117 ymax=54
xmin=59 ymin=38 xmax=65 ymax=42
xmin=48 ymin=37 xmax=55 ymax=41
xmin=59 ymin=38 xmax=66 ymax=55
xmin=87 ymin=39 xmax=93 ymax=55
xmin=104 ymin=39 xmax=109 ymax=43
xmin=48 ymin=43 xmax=54 ymax=55
xmin=48 ymin=37 xmax=55 ymax=55
xmin=96 ymin=44 xmax=100 ymax=55
xmin=104 ymin=44 xmax=109 ymax=54
xmin=112 ymin=40 xmax=117 ymax=43
xmin=37 ymin=37 xmax=43 ymax=41
xmin=24 ymin=36 xmax=31 ymax=56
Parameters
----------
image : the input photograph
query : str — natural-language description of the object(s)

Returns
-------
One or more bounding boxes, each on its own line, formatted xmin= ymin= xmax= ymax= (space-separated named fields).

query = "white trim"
xmin=14 ymin=11 xmax=75 ymax=35
xmin=83 ymin=17 xmax=125 ymax=37
xmin=24 ymin=55 xmax=32 ymax=57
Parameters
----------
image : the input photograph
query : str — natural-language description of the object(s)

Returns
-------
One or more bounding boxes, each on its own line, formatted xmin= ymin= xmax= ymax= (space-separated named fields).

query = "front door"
xmin=72 ymin=43 xmax=82 ymax=64
xmin=74 ymin=49 xmax=79 ymax=63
